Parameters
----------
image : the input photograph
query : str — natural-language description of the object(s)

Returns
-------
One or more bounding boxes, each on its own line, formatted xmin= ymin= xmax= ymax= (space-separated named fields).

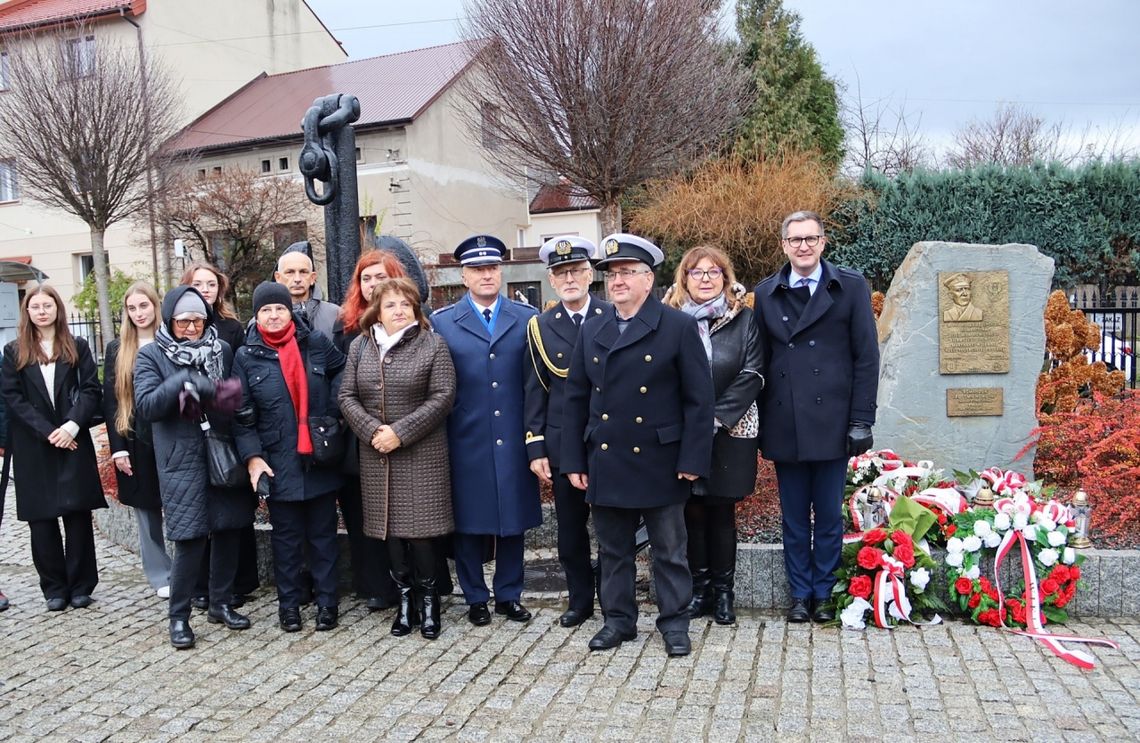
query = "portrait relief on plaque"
xmin=938 ymin=270 xmax=1010 ymax=374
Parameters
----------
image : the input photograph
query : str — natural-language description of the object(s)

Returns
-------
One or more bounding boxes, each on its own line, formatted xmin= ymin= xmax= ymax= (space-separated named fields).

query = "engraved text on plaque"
xmin=946 ymin=387 xmax=1004 ymax=417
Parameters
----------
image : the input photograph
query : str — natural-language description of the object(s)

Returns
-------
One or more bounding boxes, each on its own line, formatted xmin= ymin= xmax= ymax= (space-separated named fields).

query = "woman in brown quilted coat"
xmin=339 ymin=277 xmax=456 ymax=639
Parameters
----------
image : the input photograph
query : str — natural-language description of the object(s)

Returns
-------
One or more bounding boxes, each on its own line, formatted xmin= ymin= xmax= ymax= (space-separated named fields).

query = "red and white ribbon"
xmin=993 ymin=530 xmax=1118 ymax=669
xmin=870 ymin=556 xmax=941 ymax=629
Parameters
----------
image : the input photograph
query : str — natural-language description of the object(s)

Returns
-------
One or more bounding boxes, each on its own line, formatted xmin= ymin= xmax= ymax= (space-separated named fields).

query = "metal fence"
xmin=67 ymin=313 xmax=118 ymax=365
xmin=1069 ymin=293 xmax=1137 ymax=389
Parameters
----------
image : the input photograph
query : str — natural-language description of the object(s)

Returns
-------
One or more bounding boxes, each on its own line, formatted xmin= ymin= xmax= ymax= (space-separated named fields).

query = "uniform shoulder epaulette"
xmin=511 ymin=298 xmax=539 ymax=314
xmin=433 ymin=303 xmax=456 ymax=315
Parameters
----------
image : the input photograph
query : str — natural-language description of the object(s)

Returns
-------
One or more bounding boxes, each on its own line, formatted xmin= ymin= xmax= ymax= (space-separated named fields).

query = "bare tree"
xmin=458 ymin=0 xmax=748 ymax=234
xmin=841 ymin=75 xmax=930 ymax=178
xmin=0 ymin=21 xmax=181 ymax=342
xmin=944 ymin=103 xmax=1068 ymax=169
xmin=158 ymin=167 xmax=322 ymax=307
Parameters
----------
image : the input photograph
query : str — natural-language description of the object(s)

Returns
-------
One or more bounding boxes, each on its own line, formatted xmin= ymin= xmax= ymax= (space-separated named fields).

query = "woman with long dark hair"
xmin=135 ymin=286 xmax=255 ymax=648
xmin=666 ymin=246 xmax=764 ymax=626
xmin=103 ymin=282 xmax=172 ymax=598
xmin=1 ymin=285 xmax=105 ymax=611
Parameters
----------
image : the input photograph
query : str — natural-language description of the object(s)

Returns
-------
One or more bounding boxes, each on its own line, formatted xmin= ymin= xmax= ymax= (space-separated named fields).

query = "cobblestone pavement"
xmin=1 ymin=493 xmax=1138 ymax=742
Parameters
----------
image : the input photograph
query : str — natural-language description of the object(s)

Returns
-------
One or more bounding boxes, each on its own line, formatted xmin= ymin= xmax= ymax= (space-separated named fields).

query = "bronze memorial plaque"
xmin=938 ymin=270 xmax=1010 ymax=374
xmin=946 ymin=388 xmax=1004 ymax=417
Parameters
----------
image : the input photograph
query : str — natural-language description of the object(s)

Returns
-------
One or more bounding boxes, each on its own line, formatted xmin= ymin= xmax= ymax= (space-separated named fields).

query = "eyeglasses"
xmin=687 ymin=268 xmax=723 ymax=281
xmin=173 ymin=318 xmax=205 ymax=329
xmin=604 ymin=268 xmax=651 ymax=281
xmin=551 ymin=266 xmax=593 ymax=279
xmin=784 ymin=235 xmax=824 ymax=248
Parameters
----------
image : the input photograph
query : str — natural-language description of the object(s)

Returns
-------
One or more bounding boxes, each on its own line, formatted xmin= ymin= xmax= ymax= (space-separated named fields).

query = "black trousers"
xmin=594 ymin=503 xmax=690 ymax=636
xmin=193 ymin=523 xmax=260 ymax=598
xmin=553 ymin=469 xmax=595 ymax=611
xmin=338 ymin=480 xmax=395 ymax=600
xmin=169 ymin=529 xmax=240 ymax=621
xmin=684 ymin=496 xmax=737 ymax=577
xmin=388 ymin=536 xmax=436 ymax=584
xmin=268 ymin=493 xmax=339 ymax=609
xmin=28 ymin=512 xmax=98 ymax=600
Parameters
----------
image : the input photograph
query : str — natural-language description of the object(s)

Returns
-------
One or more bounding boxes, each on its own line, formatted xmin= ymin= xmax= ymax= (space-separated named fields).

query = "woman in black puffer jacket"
xmin=667 ymin=246 xmax=765 ymax=626
xmin=234 ymin=282 xmax=346 ymax=633
xmin=135 ymin=286 xmax=255 ymax=649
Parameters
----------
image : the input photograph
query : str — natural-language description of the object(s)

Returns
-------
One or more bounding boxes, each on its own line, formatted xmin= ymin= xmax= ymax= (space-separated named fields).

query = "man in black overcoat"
xmin=562 ymin=233 xmax=714 ymax=657
xmin=524 ymin=235 xmax=611 ymax=628
xmin=751 ymin=210 xmax=880 ymax=623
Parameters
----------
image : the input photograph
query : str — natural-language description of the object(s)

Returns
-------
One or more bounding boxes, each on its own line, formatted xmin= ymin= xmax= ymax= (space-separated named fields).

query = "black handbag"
xmin=309 ymin=416 xmax=347 ymax=467
xmin=203 ymin=422 xmax=246 ymax=489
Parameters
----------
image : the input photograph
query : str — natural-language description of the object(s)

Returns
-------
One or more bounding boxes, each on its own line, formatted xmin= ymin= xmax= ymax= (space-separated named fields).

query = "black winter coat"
xmin=1 ymin=338 xmax=106 ymax=521
xmin=102 ymin=339 xmax=162 ymax=510
xmin=214 ymin=316 xmax=246 ymax=353
xmin=233 ymin=318 xmax=346 ymax=502
xmin=752 ymin=260 xmax=879 ymax=462
xmin=702 ymin=304 xmax=765 ymax=501
xmin=134 ymin=289 xmax=254 ymax=541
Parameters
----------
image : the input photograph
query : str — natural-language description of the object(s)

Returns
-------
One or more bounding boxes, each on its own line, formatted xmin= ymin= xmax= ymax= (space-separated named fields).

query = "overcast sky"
xmin=306 ymin=0 xmax=1140 ymax=156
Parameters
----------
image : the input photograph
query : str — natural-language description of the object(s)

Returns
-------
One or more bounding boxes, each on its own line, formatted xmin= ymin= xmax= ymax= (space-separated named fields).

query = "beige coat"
xmin=339 ymin=325 xmax=456 ymax=539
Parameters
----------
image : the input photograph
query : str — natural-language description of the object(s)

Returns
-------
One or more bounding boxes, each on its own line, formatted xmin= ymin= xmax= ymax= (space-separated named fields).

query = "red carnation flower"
xmin=862 ymin=528 xmax=887 ymax=546
xmin=1041 ymin=578 xmax=1060 ymax=597
xmin=1049 ymin=566 xmax=1070 ymax=583
xmin=937 ymin=512 xmax=948 ymax=525
xmin=1055 ymin=593 xmax=1070 ymax=608
xmin=967 ymin=592 xmax=982 ymax=609
xmin=893 ymin=541 xmax=916 ymax=568
xmin=1010 ymin=601 xmax=1027 ymax=625
xmin=977 ymin=609 xmax=1002 ymax=627
xmin=857 ymin=546 xmax=885 ymax=570
xmin=890 ymin=530 xmax=913 ymax=547
xmin=985 ymin=588 xmax=999 ymax=602
xmin=849 ymin=575 xmax=872 ymax=600
xmin=945 ymin=525 xmax=957 ymax=537
xmin=954 ymin=577 xmax=974 ymax=595
xmin=979 ymin=577 xmax=993 ymax=591
xmin=1070 ymin=565 xmax=1081 ymax=580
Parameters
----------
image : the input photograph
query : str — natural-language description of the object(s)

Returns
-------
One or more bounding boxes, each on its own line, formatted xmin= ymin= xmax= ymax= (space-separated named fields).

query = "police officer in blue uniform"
xmin=752 ymin=210 xmax=879 ymax=624
xmin=431 ymin=235 xmax=541 ymax=626
xmin=524 ymin=236 xmax=611 ymax=628
xmin=562 ymin=233 xmax=714 ymax=656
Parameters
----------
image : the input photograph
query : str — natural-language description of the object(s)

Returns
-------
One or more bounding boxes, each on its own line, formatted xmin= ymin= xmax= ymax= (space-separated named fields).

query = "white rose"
xmin=1037 ymin=517 xmax=1056 ymax=532
xmin=965 ymin=564 xmax=980 ymax=580
xmin=984 ymin=532 xmax=1002 ymax=549
xmin=1046 ymin=530 xmax=1066 ymax=548
xmin=909 ymin=567 xmax=930 ymax=592
xmin=1039 ymin=548 xmax=1059 ymax=567
xmin=973 ymin=520 xmax=993 ymax=538
xmin=841 ymin=598 xmax=871 ymax=630
xmin=992 ymin=513 xmax=1012 ymax=531
xmin=1013 ymin=512 xmax=1029 ymax=529
xmin=1062 ymin=547 xmax=1077 ymax=565
xmin=1021 ymin=525 xmax=1039 ymax=542
xmin=962 ymin=535 xmax=983 ymax=552
xmin=946 ymin=537 xmax=965 ymax=554
xmin=945 ymin=551 xmax=964 ymax=567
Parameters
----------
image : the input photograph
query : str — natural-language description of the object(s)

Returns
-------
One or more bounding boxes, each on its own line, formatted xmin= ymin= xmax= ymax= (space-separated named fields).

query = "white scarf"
xmin=371 ymin=323 xmax=414 ymax=361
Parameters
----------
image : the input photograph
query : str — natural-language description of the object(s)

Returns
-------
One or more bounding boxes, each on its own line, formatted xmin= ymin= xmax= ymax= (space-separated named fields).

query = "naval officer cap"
xmin=454 ymin=234 xmax=507 ymax=266
xmin=539 ymin=235 xmax=597 ymax=268
xmin=594 ymin=233 xmax=664 ymax=270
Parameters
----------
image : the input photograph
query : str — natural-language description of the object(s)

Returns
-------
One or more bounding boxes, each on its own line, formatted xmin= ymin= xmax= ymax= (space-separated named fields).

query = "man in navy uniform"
xmin=524 ymin=235 xmax=611 ymax=628
xmin=431 ymin=235 xmax=541 ymax=626
xmin=562 ymin=233 xmax=714 ymax=656
xmin=752 ymin=210 xmax=879 ymax=624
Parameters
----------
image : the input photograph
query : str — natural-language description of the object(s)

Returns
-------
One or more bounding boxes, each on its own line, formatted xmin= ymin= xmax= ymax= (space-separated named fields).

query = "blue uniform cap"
xmin=538 ymin=235 xmax=597 ymax=268
xmin=595 ymin=233 xmax=664 ymax=269
xmin=454 ymin=234 xmax=507 ymax=266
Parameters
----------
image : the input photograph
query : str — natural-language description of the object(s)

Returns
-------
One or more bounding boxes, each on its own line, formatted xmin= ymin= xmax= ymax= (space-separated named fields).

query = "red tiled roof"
xmin=171 ymin=40 xmax=486 ymax=153
xmin=529 ymin=180 xmax=600 ymax=214
xmin=0 ymin=0 xmax=144 ymax=32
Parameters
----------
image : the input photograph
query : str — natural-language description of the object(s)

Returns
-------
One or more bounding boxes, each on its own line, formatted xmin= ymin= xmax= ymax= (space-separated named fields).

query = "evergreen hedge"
xmin=827 ymin=161 xmax=1140 ymax=292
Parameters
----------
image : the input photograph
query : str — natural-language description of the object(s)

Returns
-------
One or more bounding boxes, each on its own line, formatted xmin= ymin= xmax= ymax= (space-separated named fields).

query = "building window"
xmin=206 ymin=231 xmax=235 ymax=270
xmin=278 ymin=157 xmax=289 ymax=171
xmin=64 ymin=35 xmax=96 ymax=78
xmin=211 ymin=166 xmax=222 ymax=177
xmin=480 ymin=101 xmax=501 ymax=151
xmin=0 ymin=50 xmax=10 ymax=91
xmin=196 ymin=168 xmax=207 ymax=180
xmin=0 ymin=160 xmax=19 ymax=202
xmin=260 ymin=159 xmax=271 ymax=174
xmin=78 ymin=254 xmax=94 ymax=280
xmin=355 ymin=147 xmax=362 ymax=162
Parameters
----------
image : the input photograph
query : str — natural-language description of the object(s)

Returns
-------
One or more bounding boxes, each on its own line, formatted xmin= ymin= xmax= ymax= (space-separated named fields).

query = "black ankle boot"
xmin=711 ymin=569 xmax=736 ymax=625
xmin=419 ymin=578 xmax=441 ymax=640
xmin=686 ymin=568 xmax=713 ymax=618
xmin=390 ymin=572 xmax=418 ymax=637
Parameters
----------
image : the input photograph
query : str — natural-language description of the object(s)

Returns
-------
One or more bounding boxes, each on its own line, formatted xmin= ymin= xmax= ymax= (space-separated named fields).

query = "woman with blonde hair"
xmin=1 ymin=285 xmax=105 ymax=611
xmin=103 ymin=281 xmax=172 ymax=598
xmin=667 ymin=246 xmax=764 ymax=625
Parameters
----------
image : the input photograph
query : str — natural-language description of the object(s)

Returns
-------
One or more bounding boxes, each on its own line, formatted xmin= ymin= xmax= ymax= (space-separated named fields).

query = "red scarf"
xmin=260 ymin=321 xmax=312 ymax=455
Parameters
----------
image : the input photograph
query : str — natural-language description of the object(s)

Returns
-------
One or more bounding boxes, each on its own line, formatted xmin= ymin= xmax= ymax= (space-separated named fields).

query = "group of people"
xmin=0 ymin=209 xmax=880 ymax=657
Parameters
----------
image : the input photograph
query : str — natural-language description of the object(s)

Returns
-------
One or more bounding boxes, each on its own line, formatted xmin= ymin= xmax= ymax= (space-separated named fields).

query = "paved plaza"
xmin=1 ymin=493 xmax=1138 ymax=742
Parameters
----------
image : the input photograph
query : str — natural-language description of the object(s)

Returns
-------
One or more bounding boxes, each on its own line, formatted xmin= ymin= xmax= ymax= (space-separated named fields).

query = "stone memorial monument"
xmin=875 ymin=242 xmax=1054 ymax=476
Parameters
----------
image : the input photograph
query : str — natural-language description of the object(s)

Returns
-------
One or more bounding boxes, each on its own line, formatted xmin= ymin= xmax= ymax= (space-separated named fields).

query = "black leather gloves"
xmin=847 ymin=422 xmax=873 ymax=457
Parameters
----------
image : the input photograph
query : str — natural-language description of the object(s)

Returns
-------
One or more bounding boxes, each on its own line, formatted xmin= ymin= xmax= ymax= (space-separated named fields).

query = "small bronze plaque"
xmin=938 ymin=270 xmax=1010 ymax=374
xmin=946 ymin=387 xmax=1004 ymax=417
